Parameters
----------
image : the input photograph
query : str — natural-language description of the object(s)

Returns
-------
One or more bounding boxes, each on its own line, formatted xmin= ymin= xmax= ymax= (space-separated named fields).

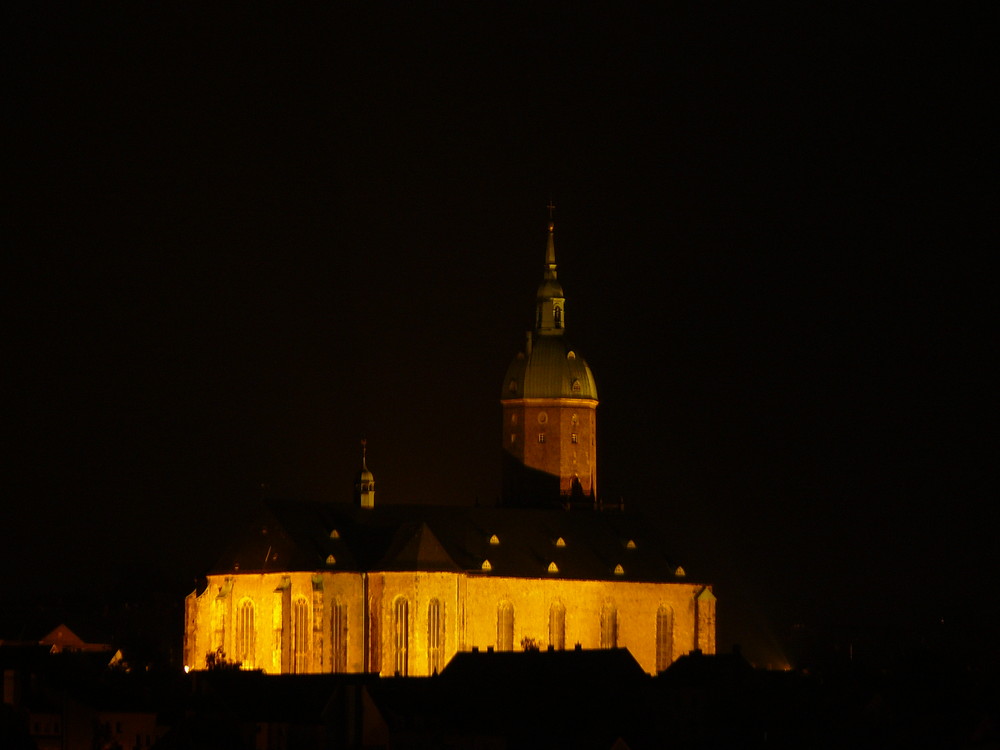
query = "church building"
xmin=183 ymin=215 xmax=716 ymax=676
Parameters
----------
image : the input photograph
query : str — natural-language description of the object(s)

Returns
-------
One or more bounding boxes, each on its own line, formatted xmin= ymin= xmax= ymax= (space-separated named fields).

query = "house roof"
xmin=211 ymin=500 xmax=696 ymax=583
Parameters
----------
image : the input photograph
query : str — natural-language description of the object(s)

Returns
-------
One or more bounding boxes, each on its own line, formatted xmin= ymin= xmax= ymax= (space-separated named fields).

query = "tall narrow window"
xmin=548 ymin=602 xmax=566 ymax=650
xmin=235 ymin=599 xmax=256 ymax=669
xmin=292 ymin=597 xmax=310 ymax=673
xmin=497 ymin=600 xmax=514 ymax=652
xmin=656 ymin=604 xmax=674 ymax=672
xmin=331 ymin=601 xmax=348 ymax=673
xmin=392 ymin=597 xmax=409 ymax=676
xmin=600 ymin=603 xmax=618 ymax=649
xmin=428 ymin=598 xmax=444 ymax=674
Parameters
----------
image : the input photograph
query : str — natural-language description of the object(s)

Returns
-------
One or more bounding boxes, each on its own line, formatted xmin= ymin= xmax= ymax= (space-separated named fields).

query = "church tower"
xmin=501 ymin=210 xmax=598 ymax=508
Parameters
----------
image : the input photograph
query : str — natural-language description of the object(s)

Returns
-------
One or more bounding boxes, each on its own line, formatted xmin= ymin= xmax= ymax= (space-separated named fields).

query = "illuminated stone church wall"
xmin=185 ymin=569 xmax=715 ymax=676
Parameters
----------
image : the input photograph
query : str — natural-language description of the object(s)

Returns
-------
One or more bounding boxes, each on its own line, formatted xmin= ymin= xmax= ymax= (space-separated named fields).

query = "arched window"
xmin=428 ymin=598 xmax=444 ymax=674
xmin=392 ymin=597 xmax=409 ymax=676
xmin=656 ymin=604 xmax=674 ymax=672
xmin=549 ymin=602 xmax=566 ymax=650
xmin=292 ymin=597 xmax=310 ymax=673
xmin=235 ymin=599 xmax=255 ymax=669
xmin=600 ymin=602 xmax=618 ymax=649
xmin=331 ymin=600 xmax=348 ymax=673
xmin=497 ymin=600 xmax=514 ymax=652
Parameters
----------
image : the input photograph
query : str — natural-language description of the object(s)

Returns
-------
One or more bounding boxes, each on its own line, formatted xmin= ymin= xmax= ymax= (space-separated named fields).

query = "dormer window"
xmin=567 ymin=350 xmax=576 ymax=360
xmin=481 ymin=559 xmax=493 ymax=572
xmin=555 ymin=537 xmax=566 ymax=548
xmin=626 ymin=539 xmax=637 ymax=549
xmin=614 ymin=564 xmax=625 ymax=576
xmin=489 ymin=534 xmax=500 ymax=546
xmin=548 ymin=562 xmax=559 ymax=573
xmin=571 ymin=379 xmax=582 ymax=393
xmin=326 ymin=555 xmax=336 ymax=565
xmin=329 ymin=529 xmax=340 ymax=539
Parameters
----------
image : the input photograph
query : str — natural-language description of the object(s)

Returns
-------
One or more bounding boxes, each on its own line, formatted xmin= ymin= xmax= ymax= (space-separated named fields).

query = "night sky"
xmin=5 ymin=4 xmax=994 ymax=666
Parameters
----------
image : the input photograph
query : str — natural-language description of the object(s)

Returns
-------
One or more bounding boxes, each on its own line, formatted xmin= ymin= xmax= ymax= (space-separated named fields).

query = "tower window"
xmin=656 ymin=604 xmax=674 ymax=672
xmin=571 ymin=433 xmax=578 ymax=443
xmin=497 ymin=601 xmax=514 ymax=652
xmin=235 ymin=599 xmax=255 ymax=670
xmin=510 ymin=434 xmax=516 ymax=444
xmin=549 ymin=602 xmax=566 ymax=650
xmin=292 ymin=597 xmax=310 ymax=673
xmin=428 ymin=599 xmax=444 ymax=675
xmin=600 ymin=603 xmax=618 ymax=649
xmin=331 ymin=601 xmax=348 ymax=673
xmin=538 ymin=433 xmax=546 ymax=443
xmin=508 ymin=379 xmax=518 ymax=394
xmin=391 ymin=597 xmax=409 ymax=676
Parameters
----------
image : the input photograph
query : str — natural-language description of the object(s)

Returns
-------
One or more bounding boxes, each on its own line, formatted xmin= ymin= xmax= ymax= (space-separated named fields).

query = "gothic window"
xmin=235 ymin=599 xmax=255 ymax=669
xmin=292 ymin=596 xmax=310 ymax=673
xmin=600 ymin=603 xmax=618 ymax=649
xmin=428 ymin=598 xmax=444 ymax=675
xmin=497 ymin=601 xmax=514 ymax=652
xmin=331 ymin=601 xmax=348 ymax=673
xmin=392 ymin=597 xmax=409 ymax=676
xmin=549 ymin=602 xmax=566 ymax=650
xmin=656 ymin=604 xmax=674 ymax=672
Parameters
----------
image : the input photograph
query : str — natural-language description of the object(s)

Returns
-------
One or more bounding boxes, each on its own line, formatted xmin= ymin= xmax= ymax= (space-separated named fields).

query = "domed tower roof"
xmin=502 ymin=215 xmax=597 ymax=401
xmin=502 ymin=335 xmax=598 ymax=400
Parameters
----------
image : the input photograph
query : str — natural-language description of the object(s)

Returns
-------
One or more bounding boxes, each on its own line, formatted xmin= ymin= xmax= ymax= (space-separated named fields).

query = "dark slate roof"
xmin=212 ymin=501 xmax=696 ymax=583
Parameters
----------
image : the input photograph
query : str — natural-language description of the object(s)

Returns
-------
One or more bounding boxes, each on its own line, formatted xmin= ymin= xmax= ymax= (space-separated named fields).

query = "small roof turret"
xmin=355 ymin=439 xmax=375 ymax=509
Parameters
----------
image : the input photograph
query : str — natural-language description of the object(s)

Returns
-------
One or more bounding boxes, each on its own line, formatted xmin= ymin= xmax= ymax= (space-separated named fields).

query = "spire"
xmin=536 ymin=202 xmax=566 ymax=335
xmin=545 ymin=200 xmax=557 ymax=271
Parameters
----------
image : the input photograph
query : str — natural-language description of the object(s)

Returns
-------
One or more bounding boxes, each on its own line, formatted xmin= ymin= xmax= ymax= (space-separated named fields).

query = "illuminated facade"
xmin=184 ymin=216 xmax=715 ymax=676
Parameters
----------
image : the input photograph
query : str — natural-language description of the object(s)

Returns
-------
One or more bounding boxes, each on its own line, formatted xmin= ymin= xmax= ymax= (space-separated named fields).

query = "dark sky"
xmin=5 ymin=4 xmax=995 ymax=665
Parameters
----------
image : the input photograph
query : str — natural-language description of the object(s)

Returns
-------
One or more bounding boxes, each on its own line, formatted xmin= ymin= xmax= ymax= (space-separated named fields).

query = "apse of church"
xmin=183 ymin=214 xmax=716 ymax=677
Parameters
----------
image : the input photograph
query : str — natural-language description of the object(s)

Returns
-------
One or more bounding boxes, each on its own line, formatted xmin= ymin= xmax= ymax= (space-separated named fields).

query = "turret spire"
xmin=536 ymin=203 xmax=566 ymax=334
xmin=355 ymin=438 xmax=375 ymax=508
